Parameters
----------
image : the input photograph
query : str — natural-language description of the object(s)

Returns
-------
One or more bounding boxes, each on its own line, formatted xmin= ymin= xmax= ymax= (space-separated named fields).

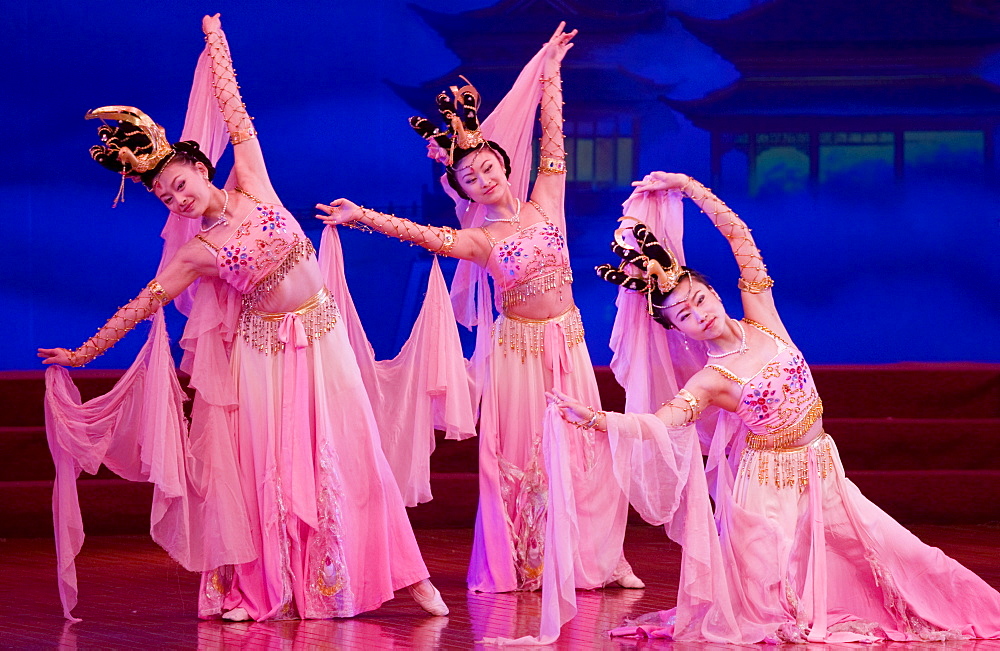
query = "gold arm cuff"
xmin=431 ymin=225 xmax=458 ymax=256
xmin=230 ymin=125 xmax=258 ymax=145
xmin=738 ymin=276 xmax=775 ymax=294
xmin=147 ymin=279 xmax=172 ymax=305
xmin=538 ymin=157 xmax=567 ymax=175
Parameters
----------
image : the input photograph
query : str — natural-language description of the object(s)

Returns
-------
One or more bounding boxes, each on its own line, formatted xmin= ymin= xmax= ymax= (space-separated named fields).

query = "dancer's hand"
xmin=315 ymin=199 xmax=363 ymax=227
xmin=631 ymin=171 xmax=690 ymax=194
xmin=37 ymin=347 xmax=74 ymax=367
xmin=545 ymin=389 xmax=592 ymax=425
xmin=202 ymin=13 xmax=221 ymax=34
xmin=543 ymin=21 xmax=577 ymax=71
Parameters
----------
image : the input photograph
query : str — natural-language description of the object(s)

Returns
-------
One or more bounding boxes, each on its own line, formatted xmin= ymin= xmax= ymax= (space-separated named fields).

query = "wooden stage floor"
xmin=2 ymin=525 xmax=999 ymax=649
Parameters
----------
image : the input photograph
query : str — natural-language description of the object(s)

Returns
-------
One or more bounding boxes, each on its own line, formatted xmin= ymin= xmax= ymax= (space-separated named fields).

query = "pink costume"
xmin=428 ymin=45 xmax=631 ymax=644
xmin=44 ymin=42 xmax=471 ymax=623
xmin=470 ymin=204 xmax=632 ymax=594
xmin=603 ymin=189 xmax=1000 ymax=643
xmin=189 ymin=201 xmax=428 ymax=619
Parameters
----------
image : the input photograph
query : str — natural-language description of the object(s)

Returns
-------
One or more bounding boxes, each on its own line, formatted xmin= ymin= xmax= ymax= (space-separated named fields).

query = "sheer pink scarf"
xmin=604 ymin=189 xmax=749 ymax=642
xmin=320 ymin=231 xmax=476 ymax=506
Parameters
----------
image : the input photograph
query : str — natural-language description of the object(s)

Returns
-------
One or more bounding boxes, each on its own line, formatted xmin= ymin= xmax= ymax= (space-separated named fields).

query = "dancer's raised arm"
xmin=632 ymin=172 xmax=785 ymax=339
xmin=202 ymin=13 xmax=279 ymax=204
xmin=529 ymin=22 xmax=576 ymax=210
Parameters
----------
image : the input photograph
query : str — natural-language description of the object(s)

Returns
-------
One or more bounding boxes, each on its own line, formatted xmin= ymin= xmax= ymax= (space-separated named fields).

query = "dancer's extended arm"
xmin=314 ymin=198 xmax=493 ymax=266
xmin=547 ymin=380 xmax=717 ymax=434
xmin=37 ymin=248 xmax=207 ymax=367
xmin=202 ymin=14 xmax=279 ymax=204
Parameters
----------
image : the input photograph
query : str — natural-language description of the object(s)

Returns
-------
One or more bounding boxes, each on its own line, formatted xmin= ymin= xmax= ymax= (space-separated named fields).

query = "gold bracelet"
xmin=230 ymin=125 xmax=257 ymax=145
xmin=738 ymin=276 xmax=775 ymax=294
xmin=578 ymin=407 xmax=604 ymax=430
xmin=147 ymin=279 xmax=172 ymax=305
xmin=66 ymin=348 xmax=83 ymax=368
xmin=538 ymin=156 xmax=567 ymax=175
xmin=676 ymin=388 xmax=701 ymax=424
xmin=436 ymin=226 xmax=457 ymax=256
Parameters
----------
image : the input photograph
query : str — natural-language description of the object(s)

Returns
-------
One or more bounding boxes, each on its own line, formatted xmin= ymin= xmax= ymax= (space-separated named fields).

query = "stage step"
xmin=5 ymin=468 xmax=997 ymax=537
xmin=1 ymin=364 xmax=997 ymax=536
xmin=824 ymin=418 xmax=1000 ymax=470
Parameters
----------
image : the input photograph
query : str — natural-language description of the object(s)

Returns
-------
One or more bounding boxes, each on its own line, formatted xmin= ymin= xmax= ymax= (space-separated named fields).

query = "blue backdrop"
xmin=3 ymin=0 xmax=999 ymax=370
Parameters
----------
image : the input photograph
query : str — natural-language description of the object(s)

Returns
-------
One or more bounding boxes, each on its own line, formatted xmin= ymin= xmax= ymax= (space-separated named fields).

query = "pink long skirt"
xmin=468 ymin=307 xmax=632 ymax=593
xmin=613 ymin=434 xmax=1000 ymax=642
xmin=198 ymin=320 xmax=429 ymax=620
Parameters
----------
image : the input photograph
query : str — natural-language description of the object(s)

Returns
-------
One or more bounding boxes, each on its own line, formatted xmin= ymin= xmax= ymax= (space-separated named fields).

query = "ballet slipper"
xmin=221 ymin=607 xmax=251 ymax=621
xmin=407 ymin=580 xmax=449 ymax=616
xmin=615 ymin=572 xmax=646 ymax=589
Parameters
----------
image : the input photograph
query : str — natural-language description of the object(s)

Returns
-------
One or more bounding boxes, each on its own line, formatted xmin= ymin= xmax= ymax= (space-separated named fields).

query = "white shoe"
xmin=221 ymin=607 xmax=251 ymax=621
xmin=615 ymin=573 xmax=645 ymax=589
xmin=408 ymin=582 xmax=449 ymax=616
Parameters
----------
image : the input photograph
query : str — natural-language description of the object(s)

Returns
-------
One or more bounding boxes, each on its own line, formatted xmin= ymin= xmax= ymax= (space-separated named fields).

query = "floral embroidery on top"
xmin=258 ymin=205 xmax=288 ymax=236
xmin=743 ymin=380 xmax=780 ymax=422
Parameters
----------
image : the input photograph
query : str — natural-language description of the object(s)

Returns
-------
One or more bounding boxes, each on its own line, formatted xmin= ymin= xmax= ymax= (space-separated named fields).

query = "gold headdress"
xmin=86 ymin=106 xmax=174 ymax=175
xmin=597 ymin=220 xmax=694 ymax=325
xmin=86 ymin=106 xmax=215 ymax=206
xmin=409 ymin=76 xmax=490 ymax=167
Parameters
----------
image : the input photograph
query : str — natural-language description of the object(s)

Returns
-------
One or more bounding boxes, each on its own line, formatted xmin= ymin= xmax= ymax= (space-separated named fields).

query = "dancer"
xmin=549 ymin=171 xmax=1000 ymax=643
xmin=316 ymin=23 xmax=640 ymax=595
xmin=38 ymin=14 xmax=448 ymax=622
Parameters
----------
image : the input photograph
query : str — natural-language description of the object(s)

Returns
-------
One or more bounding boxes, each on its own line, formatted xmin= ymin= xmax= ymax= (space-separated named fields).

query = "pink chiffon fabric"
xmin=45 ymin=44 xmax=471 ymax=622
xmin=455 ymin=45 xmax=630 ymax=645
xmin=603 ymin=190 xmax=1000 ymax=643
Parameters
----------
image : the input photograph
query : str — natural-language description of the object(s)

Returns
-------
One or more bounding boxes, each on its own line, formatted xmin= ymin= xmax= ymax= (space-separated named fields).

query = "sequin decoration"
xmin=783 ymin=353 xmax=810 ymax=392
xmin=258 ymin=204 xmax=288 ymax=237
xmin=496 ymin=240 xmax=526 ymax=277
xmin=743 ymin=381 xmax=779 ymax=421
xmin=220 ymin=243 xmax=256 ymax=273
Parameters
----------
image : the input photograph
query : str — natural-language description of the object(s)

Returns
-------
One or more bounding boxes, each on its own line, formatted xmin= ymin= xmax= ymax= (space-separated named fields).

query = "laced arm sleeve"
xmin=67 ymin=281 xmax=172 ymax=367
xmin=681 ymin=176 xmax=774 ymax=294
xmin=537 ymin=65 xmax=566 ymax=176
xmin=203 ymin=26 xmax=256 ymax=145
xmin=347 ymin=207 xmax=460 ymax=257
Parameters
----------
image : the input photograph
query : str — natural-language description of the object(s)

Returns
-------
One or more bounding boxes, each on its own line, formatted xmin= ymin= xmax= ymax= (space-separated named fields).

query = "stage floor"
xmin=2 ymin=525 xmax=999 ymax=649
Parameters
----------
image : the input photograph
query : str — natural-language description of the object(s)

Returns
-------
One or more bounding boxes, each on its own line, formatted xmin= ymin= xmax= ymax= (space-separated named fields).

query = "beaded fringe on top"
xmin=500 ymin=268 xmax=573 ymax=311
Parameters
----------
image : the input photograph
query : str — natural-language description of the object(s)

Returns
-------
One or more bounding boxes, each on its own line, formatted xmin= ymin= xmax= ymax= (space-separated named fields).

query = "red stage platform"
xmin=1 ymin=365 xmax=998 ymax=647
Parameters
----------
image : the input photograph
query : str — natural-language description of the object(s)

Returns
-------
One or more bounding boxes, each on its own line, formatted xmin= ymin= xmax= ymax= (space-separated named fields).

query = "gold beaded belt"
xmin=494 ymin=304 xmax=585 ymax=362
xmin=240 ymin=287 xmax=340 ymax=354
xmin=745 ymin=398 xmax=824 ymax=451
xmin=742 ymin=432 xmax=835 ymax=491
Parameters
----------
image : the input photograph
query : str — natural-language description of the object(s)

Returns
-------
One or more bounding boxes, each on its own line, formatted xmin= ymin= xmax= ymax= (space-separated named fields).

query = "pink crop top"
xmin=483 ymin=201 xmax=573 ymax=311
xmin=197 ymin=202 xmax=316 ymax=303
xmin=708 ymin=319 xmax=823 ymax=449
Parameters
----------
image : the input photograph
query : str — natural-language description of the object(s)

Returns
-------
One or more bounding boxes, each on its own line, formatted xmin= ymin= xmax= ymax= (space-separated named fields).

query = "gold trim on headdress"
xmin=86 ymin=106 xmax=174 ymax=174
xmin=613 ymin=217 xmax=692 ymax=314
xmin=445 ymin=77 xmax=485 ymax=148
